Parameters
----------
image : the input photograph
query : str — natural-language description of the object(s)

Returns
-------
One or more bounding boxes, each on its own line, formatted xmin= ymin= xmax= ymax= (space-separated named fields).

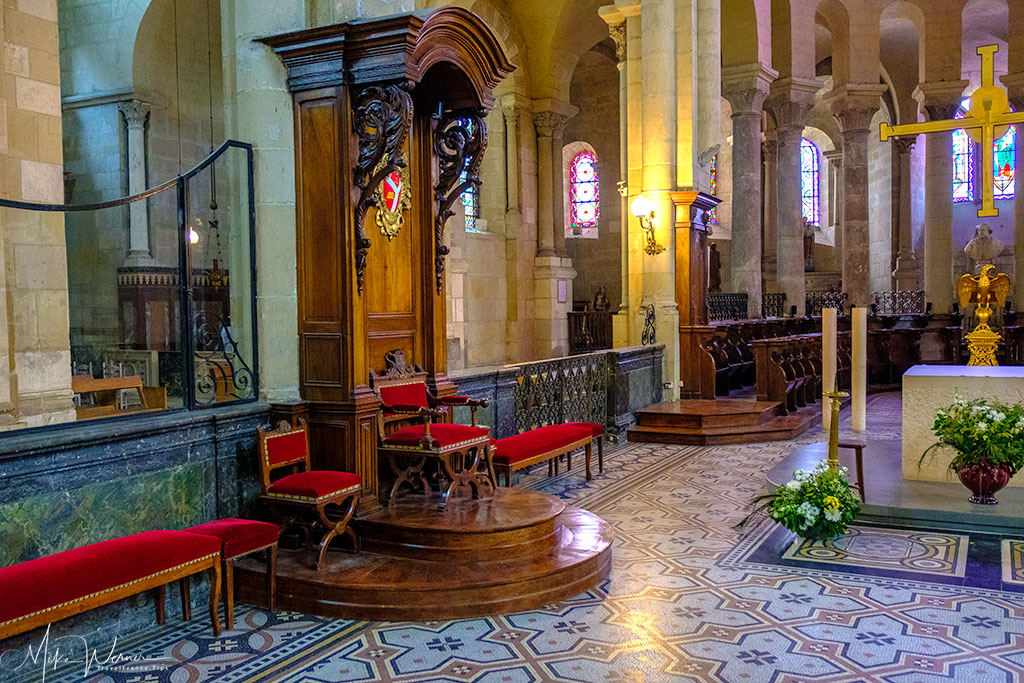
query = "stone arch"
xmin=815 ymin=0 xmax=851 ymax=85
xmin=772 ymin=0 xmax=817 ymax=80
xmin=880 ymin=0 xmax=925 ymax=125
xmin=723 ymin=0 xmax=772 ymax=69
xmin=961 ymin=0 xmax=1008 ymax=89
xmin=548 ymin=0 xmax=618 ymax=103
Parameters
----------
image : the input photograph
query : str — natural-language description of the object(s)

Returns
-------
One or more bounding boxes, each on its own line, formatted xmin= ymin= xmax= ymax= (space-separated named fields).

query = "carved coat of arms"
xmin=374 ymin=165 xmax=411 ymax=240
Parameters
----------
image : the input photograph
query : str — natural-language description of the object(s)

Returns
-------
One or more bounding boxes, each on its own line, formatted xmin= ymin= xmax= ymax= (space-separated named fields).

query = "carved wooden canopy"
xmin=259 ymin=7 xmax=515 ymax=109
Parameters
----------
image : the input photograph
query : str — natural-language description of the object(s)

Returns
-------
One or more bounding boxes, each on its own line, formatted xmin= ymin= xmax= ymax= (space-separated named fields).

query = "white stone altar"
xmin=902 ymin=364 xmax=1024 ymax=486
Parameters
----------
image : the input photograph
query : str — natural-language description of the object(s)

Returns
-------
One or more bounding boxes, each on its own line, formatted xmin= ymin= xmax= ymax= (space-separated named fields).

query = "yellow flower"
xmin=823 ymin=495 xmax=840 ymax=511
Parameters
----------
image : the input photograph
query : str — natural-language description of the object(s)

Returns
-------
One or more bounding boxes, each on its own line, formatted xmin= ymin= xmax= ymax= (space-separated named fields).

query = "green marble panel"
xmin=0 ymin=463 xmax=209 ymax=566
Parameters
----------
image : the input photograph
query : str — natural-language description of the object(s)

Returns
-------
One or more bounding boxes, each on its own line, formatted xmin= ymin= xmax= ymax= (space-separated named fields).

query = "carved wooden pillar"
xmin=673 ymin=191 xmax=720 ymax=399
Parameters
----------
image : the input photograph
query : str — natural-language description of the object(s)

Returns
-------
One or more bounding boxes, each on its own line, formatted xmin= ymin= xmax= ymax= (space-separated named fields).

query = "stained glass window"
xmin=952 ymin=101 xmax=1015 ymax=202
xmin=953 ymin=108 xmax=974 ymax=203
xmin=800 ymin=138 xmax=820 ymax=227
xmin=569 ymin=151 xmax=599 ymax=230
xmin=458 ymin=118 xmax=481 ymax=232
xmin=707 ymin=154 xmax=717 ymax=226
xmin=994 ymin=124 xmax=1015 ymax=200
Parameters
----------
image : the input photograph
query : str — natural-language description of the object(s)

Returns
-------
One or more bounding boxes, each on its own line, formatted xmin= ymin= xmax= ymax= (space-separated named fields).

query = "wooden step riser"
xmin=356 ymin=517 xmax=562 ymax=562
xmin=635 ymin=411 xmax=774 ymax=429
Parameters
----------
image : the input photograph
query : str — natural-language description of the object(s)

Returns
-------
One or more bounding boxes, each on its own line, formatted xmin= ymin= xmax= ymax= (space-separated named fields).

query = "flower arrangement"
xmin=739 ymin=460 xmax=860 ymax=540
xmin=924 ymin=395 xmax=1024 ymax=475
xmin=923 ymin=395 xmax=1024 ymax=504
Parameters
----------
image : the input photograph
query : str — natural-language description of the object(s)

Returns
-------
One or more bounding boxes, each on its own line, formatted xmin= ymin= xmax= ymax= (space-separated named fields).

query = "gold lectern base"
xmin=966 ymin=323 xmax=1000 ymax=366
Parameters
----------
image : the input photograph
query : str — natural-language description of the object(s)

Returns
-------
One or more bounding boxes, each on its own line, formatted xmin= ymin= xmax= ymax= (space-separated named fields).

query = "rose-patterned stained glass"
xmin=708 ymin=154 xmax=717 ymax=226
xmin=800 ymin=138 xmax=820 ymax=227
xmin=953 ymin=108 xmax=974 ymax=203
xmin=570 ymin=151 xmax=599 ymax=229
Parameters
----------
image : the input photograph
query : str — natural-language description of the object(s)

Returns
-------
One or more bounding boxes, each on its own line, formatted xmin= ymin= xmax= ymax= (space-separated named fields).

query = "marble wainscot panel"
xmin=0 ymin=401 xmax=271 ymax=645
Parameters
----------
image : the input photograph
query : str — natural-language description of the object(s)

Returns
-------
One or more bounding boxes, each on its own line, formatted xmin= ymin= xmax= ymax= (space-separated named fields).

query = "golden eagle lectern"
xmin=957 ymin=264 xmax=1011 ymax=366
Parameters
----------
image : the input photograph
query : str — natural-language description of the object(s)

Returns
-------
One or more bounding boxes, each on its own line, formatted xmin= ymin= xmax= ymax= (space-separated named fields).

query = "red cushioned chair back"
xmin=378 ymin=381 xmax=429 ymax=410
xmin=257 ymin=419 xmax=311 ymax=494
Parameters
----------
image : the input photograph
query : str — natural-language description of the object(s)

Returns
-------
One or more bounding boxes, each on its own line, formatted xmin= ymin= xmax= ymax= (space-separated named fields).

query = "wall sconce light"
xmin=631 ymin=194 xmax=664 ymax=255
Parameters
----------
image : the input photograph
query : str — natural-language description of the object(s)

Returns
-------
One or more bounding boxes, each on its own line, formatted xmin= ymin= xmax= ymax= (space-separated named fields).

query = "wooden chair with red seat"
xmin=257 ymin=419 xmax=361 ymax=571
xmin=372 ymin=349 xmax=492 ymax=510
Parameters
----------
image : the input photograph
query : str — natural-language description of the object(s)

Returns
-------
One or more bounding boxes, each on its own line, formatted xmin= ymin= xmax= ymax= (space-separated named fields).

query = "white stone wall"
xmin=868 ymin=109 xmax=893 ymax=293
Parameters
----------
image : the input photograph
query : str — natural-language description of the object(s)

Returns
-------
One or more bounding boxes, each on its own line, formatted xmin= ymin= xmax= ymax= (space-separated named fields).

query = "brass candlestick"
xmin=824 ymin=389 xmax=849 ymax=472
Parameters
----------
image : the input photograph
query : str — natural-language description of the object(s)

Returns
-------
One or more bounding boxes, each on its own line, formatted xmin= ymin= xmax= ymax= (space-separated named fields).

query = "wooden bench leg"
xmin=585 ymin=442 xmax=593 ymax=481
xmin=225 ymin=558 xmax=235 ymax=631
xmin=156 ymin=584 xmax=166 ymax=625
xmin=597 ymin=437 xmax=603 ymax=473
xmin=267 ymin=545 xmax=277 ymax=611
xmin=209 ymin=562 xmax=222 ymax=637
xmin=855 ymin=446 xmax=866 ymax=503
xmin=179 ymin=576 xmax=192 ymax=621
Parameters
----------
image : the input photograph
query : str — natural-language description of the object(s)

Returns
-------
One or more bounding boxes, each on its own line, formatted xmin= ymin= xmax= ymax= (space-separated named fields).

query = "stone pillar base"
xmin=533 ymin=256 xmax=577 ymax=358
xmin=893 ymin=250 xmax=922 ymax=291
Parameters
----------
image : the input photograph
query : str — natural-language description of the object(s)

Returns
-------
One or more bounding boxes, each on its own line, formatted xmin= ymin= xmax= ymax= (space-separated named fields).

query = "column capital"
xmin=721 ymin=62 xmax=778 ymax=115
xmin=599 ymin=5 xmax=627 ymax=65
xmin=118 ymin=99 xmax=151 ymax=128
xmin=825 ymin=83 xmax=886 ymax=133
xmin=913 ymin=80 xmax=969 ymax=120
xmin=532 ymin=110 xmax=571 ymax=138
xmin=823 ymin=149 xmax=843 ymax=163
xmin=767 ymin=76 xmax=820 ymax=130
xmin=893 ymin=137 xmax=916 ymax=155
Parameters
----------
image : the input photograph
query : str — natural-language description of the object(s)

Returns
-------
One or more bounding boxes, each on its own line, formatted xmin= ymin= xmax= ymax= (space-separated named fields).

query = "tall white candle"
xmin=852 ymin=306 xmax=867 ymax=432
xmin=822 ymin=307 xmax=837 ymax=432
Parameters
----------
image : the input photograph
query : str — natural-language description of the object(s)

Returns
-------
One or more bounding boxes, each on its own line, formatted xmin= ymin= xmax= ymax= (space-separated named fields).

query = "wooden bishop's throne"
xmin=236 ymin=7 xmax=611 ymax=621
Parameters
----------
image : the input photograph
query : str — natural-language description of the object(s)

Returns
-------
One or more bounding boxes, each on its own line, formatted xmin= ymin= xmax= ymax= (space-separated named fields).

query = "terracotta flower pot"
xmin=956 ymin=460 xmax=1013 ymax=505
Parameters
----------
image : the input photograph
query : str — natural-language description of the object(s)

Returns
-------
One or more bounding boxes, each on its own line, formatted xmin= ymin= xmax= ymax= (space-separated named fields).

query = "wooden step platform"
xmin=233 ymin=489 xmax=612 ymax=621
xmin=628 ymin=398 xmax=820 ymax=445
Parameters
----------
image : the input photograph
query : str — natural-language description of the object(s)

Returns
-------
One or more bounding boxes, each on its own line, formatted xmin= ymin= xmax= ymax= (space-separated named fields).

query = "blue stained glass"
xmin=800 ymin=138 xmax=820 ymax=227
xmin=952 ymin=100 xmax=1015 ymax=202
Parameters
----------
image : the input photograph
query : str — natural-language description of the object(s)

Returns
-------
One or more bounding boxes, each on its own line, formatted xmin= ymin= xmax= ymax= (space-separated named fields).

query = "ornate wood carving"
xmin=433 ymin=109 xmax=487 ymax=293
xmin=353 ymin=83 xmax=414 ymax=294
xmin=373 ymin=164 xmax=411 ymax=241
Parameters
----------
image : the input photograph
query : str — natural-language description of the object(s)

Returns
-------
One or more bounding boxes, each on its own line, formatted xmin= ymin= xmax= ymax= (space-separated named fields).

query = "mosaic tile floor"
xmin=7 ymin=394 xmax=1024 ymax=682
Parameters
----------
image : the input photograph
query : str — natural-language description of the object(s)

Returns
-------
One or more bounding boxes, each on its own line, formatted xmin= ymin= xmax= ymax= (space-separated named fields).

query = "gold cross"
xmin=880 ymin=45 xmax=1024 ymax=218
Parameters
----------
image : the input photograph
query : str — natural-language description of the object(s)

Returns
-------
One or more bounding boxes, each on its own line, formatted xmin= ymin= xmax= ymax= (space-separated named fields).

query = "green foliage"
xmin=924 ymin=395 xmax=1024 ymax=474
xmin=739 ymin=460 xmax=860 ymax=540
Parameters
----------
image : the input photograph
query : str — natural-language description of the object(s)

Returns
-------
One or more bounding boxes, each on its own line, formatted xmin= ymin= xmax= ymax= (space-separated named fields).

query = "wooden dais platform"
xmin=233 ymin=489 xmax=612 ymax=620
xmin=628 ymin=398 xmax=820 ymax=445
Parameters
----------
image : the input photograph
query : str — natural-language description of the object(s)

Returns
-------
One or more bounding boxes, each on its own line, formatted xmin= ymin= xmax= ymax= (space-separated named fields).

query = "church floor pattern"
xmin=7 ymin=394 xmax=1024 ymax=682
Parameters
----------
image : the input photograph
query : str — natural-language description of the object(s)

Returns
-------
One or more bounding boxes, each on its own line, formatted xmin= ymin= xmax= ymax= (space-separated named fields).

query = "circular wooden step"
xmin=234 ymin=500 xmax=612 ymax=621
xmin=353 ymin=489 xmax=565 ymax=561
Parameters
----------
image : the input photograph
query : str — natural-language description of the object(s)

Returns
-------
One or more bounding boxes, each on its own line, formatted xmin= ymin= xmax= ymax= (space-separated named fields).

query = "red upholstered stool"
xmin=562 ymin=422 xmax=606 ymax=473
xmin=186 ymin=518 xmax=279 ymax=630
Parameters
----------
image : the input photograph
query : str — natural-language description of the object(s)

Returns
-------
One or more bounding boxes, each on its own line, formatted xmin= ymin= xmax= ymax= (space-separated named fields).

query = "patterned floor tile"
xmin=9 ymin=393 xmax=1024 ymax=682
xmin=1001 ymin=540 xmax=1024 ymax=586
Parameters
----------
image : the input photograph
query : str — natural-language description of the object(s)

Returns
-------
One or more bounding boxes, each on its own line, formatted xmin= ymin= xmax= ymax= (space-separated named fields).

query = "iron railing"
xmin=872 ymin=290 xmax=925 ymax=315
xmin=806 ymin=290 xmax=848 ymax=316
xmin=568 ymin=310 xmax=613 ymax=355
xmin=761 ymin=292 xmax=787 ymax=318
xmin=708 ymin=293 xmax=748 ymax=321
xmin=509 ymin=351 xmax=609 ymax=433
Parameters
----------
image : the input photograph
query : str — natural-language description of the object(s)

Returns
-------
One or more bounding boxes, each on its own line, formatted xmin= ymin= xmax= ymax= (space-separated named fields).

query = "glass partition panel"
xmin=0 ymin=141 xmax=258 ymax=431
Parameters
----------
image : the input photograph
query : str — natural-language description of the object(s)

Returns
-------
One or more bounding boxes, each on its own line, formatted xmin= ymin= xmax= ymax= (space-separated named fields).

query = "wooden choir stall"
xmin=233 ymin=8 xmax=612 ymax=620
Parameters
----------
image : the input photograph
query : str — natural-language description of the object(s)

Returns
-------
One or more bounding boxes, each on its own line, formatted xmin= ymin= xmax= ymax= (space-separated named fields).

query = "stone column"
xmin=501 ymin=94 xmax=530 ymax=361
xmin=621 ymin=0 xmax=643 ymax=343
xmin=533 ymin=110 xmax=569 ymax=257
xmin=827 ymin=86 xmax=885 ymax=309
xmin=722 ymin=64 xmax=777 ymax=312
xmin=600 ymin=6 xmax=631 ymax=346
xmin=532 ymin=106 xmax=577 ymax=357
xmin=221 ymin=0 xmax=305 ymax=402
xmin=769 ymin=80 xmax=816 ymax=315
xmin=892 ymin=137 xmax=921 ymax=290
xmin=761 ymin=138 xmax=778 ymax=288
xmin=915 ymin=82 xmax=967 ymax=314
xmin=695 ymin=0 xmax=721 ymax=194
xmin=1002 ymin=75 xmax=1024 ymax=301
xmin=824 ymin=150 xmax=843 ymax=239
xmin=119 ymin=100 xmax=153 ymax=264
xmin=641 ymin=0 xmax=679 ymax=397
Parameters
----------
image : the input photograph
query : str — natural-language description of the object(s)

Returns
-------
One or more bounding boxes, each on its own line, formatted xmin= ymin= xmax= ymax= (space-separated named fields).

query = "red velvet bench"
xmin=185 ymin=518 xmax=279 ymax=631
xmin=492 ymin=424 xmax=594 ymax=487
xmin=0 ymin=530 xmax=222 ymax=640
xmin=562 ymin=422 xmax=606 ymax=474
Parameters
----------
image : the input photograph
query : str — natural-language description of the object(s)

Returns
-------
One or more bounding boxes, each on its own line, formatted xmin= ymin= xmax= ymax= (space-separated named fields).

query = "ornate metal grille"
xmin=510 ymin=352 xmax=609 ymax=433
xmin=193 ymin=311 xmax=256 ymax=405
xmin=642 ymin=304 xmax=657 ymax=345
xmin=761 ymin=292 xmax=787 ymax=318
xmin=708 ymin=293 xmax=749 ymax=321
xmin=872 ymin=290 xmax=925 ymax=315
xmin=806 ymin=291 xmax=848 ymax=316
